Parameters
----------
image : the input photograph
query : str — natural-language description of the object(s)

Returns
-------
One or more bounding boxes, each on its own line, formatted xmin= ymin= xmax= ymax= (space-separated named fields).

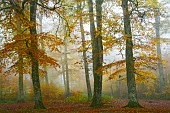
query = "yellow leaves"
xmin=0 ymin=32 xmax=61 ymax=77
xmin=140 ymin=52 xmax=146 ymax=57
xmin=77 ymin=40 xmax=92 ymax=52
xmin=97 ymin=60 xmax=126 ymax=80
xmin=123 ymin=34 xmax=132 ymax=42
xmin=38 ymin=69 xmax=47 ymax=77
xmin=109 ymin=68 xmax=126 ymax=80
xmin=13 ymin=34 xmax=30 ymax=41
xmin=103 ymin=36 xmax=116 ymax=46
xmin=38 ymin=50 xmax=60 ymax=68
xmin=77 ymin=46 xmax=85 ymax=52
xmin=145 ymin=0 xmax=160 ymax=9
xmin=69 ymin=24 xmax=75 ymax=33
xmin=103 ymin=36 xmax=120 ymax=53
xmin=135 ymin=69 xmax=157 ymax=83
xmin=116 ymin=0 xmax=122 ymax=6
xmin=135 ymin=56 xmax=158 ymax=71
xmin=144 ymin=91 xmax=152 ymax=96
xmin=39 ymin=32 xmax=63 ymax=52
xmin=134 ymin=44 xmax=155 ymax=52
xmin=136 ymin=56 xmax=158 ymax=64
xmin=99 ymin=60 xmax=126 ymax=73
xmin=101 ymin=54 xmax=158 ymax=82
xmin=151 ymin=38 xmax=160 ymax=45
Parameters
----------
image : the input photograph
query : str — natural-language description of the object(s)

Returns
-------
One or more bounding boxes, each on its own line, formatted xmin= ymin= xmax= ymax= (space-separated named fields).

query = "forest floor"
xmin=0 ymin=99 xmax=170 ymax=113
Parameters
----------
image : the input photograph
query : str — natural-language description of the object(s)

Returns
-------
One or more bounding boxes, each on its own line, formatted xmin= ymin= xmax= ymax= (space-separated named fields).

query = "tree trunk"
xmin=0 ymin=74 xmax=2 ymax=101
xmin=64 ymin=36 xmax=70 ymax=96
xmin=60 ymin=52 xmax=67 ymax=93
xmin=16 ymin=12 xmax=24 ymax=102
xmin=88 ymin=0 xmax=103 ymax=107
xmin=30 ymin=0 xmax=45 ymax=109
xmin=122 ymin=0 xmax=142 ymax=108
xmin=18 ymin=55 xmax=24 ymax=102
xmin=44 ymin=71 xmax=49 ymax=96
xmin=154 ymin=9 xmax=165 ymax=93
xmin=118 ymin=78 xmax=122 ymax=99
xmin=77 ymin=0 xmax=92 ymax=100
xmin=12 ymin=0 xmax=25 ymax=101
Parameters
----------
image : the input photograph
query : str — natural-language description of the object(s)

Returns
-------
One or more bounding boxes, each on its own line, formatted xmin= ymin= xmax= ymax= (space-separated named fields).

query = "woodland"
xmin=0 ymin=0 xmax=170 ymax=112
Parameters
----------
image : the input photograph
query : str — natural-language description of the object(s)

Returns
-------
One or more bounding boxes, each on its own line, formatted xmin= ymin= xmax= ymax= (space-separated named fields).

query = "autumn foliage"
xmin=0 ymin=0 xmax=170 ymax=112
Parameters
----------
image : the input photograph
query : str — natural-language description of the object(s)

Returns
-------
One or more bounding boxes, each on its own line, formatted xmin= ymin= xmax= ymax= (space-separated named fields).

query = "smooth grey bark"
xmin=88 ymin=0 xmax=103 ymax=107
xmin=154 ymin=9 xmax=165 ymax=93
xmin=122 ymin=0 xmax=142 ymax=108
xmin=77 ymin=0 xmax=92 ymax=100
xmin=30 ymin=0 xmax=45 ymax=109
xmin=64 ymin=36 xmax=70 ymax=96
xmin=60 ymin=55 xmax=66 ymax=93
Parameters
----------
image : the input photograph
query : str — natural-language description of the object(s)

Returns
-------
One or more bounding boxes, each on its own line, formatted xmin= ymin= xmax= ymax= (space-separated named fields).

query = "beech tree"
xmin=64 ymin=30 xmax=70 ymax=96
xmin=154 ymin=9 xmax=165 ymax=93
xmin=17 ymin=19 xmax=24 ymax=103
xmin=13 ymin=4 xmax=25 ymax=102
xmin=0 ymin=0 xmax=62 ymax=109
xmin=87 ymin=0 xmax=104 ymax=107
xmin=76 ymin=0 xmax=92 ymax=100
xmin=122 ymin=0 xmax=142 ymax=108
xmin=0 ymin=0 xmax=169 ymax=111
xmin=29 ymin=0 xmax=45 ymax=109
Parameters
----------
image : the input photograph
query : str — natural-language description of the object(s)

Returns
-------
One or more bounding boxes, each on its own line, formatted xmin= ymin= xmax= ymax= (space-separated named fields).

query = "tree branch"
xmin=21 ymin=0 xmax=29 ymax=11
xmin=35 ymin=1 xmax=61 ymax=11
xmin=0 ymin=6 xmax=13 ymax=12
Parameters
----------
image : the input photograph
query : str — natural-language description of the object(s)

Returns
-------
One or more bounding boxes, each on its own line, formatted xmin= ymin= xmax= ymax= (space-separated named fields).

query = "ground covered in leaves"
xmin=0 ymin=99 xmax=170 ymax=113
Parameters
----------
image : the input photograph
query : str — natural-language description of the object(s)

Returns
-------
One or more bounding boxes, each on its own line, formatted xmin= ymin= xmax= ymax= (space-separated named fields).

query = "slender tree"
xmin=64 ymin=29 xmax=70 ymax=96
xmin=122 ymin=0 xmax=143 ymax=108
xmin=60 ymin=52 xmax=67 ymax=93
xmin=18 ymin=52 xmax=24 ymax=102
xmin=77 ymin=0 xmax=92 ymax=100
xmin=87 ymin=0 xmax=103 ymax=107
xmin=154 ymin=9 xmax=165 ymax=93
xmin=16 ymin=14 xmax=25 ymax=102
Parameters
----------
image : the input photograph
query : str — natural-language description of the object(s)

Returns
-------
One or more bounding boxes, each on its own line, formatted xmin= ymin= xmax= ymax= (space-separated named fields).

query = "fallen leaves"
xmin=0 ymin=99 xmax=170 ymax=113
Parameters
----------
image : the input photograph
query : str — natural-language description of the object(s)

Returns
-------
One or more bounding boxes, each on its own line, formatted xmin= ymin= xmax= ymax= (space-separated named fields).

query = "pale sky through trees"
xmin=40 ymin=0 xmax=170 ymax=63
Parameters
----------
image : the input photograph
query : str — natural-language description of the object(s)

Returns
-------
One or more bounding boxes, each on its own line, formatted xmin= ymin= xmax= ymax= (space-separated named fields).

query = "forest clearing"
xmin=1 ymin=0 xmax=170 ymax=112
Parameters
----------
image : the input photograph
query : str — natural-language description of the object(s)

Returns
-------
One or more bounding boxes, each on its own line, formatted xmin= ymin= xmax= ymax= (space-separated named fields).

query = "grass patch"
xmin=65 ymin=96 xmax=89 ymax=102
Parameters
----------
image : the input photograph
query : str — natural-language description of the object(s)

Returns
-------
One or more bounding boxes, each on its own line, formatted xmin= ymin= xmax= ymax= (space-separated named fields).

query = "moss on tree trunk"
xmin=122 ymin=0 xmax=143 ymax=108
xmin=88 ymin=0 xmax=103 ymax=108
xmin=30 ymin=0 xmax=45 ymax=109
